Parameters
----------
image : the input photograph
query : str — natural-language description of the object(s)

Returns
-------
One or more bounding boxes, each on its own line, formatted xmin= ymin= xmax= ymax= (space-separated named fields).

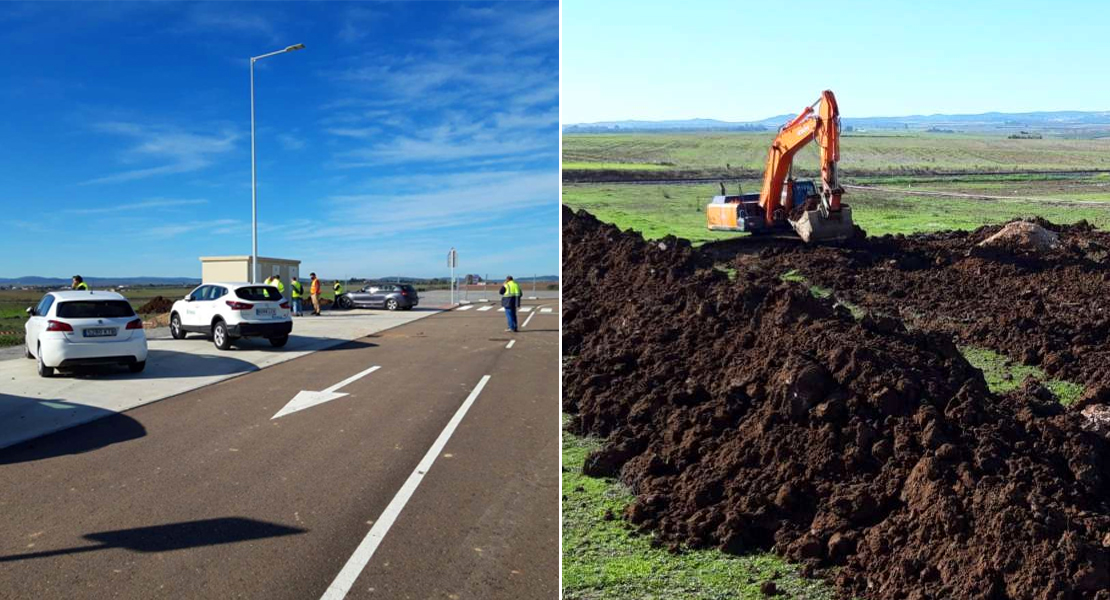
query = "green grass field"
xmin=564 ymin=132 xmax=1110 ymax=176
xmin=563 ymin=176 xmax=1110 ymax=243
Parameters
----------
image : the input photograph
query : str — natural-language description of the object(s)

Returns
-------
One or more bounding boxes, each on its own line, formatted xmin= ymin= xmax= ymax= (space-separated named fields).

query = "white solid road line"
xmin=272 ymin=365 xmax=381 ymax=419
xmin=320 ymin=375 xmax=493 ymax=600
xmin=498 ymin=307 xmax=506 ymax=312
xmin=519 ymin=306 xmax=533 ymax=313
xmin=521 ymin=306 xmax=541 ymax=329
xmin=540 ymin=308 xmax=553 ymax=314
xmin=506 ymin=339 xmax=516 ymax=349
xmin=477 ymin=306 xmax=493 ymax=312
xmin=457 ymin=305 xmax=474 ymax=311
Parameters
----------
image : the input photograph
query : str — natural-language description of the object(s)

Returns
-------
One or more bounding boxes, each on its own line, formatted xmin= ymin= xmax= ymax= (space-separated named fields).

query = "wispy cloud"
xmin=64 ymin=198 xmax=209 ymax=215
xmin=178 ymin=5 xmax=278 ymax=41
xmin=277 ymin=133 xmax=305 ymax=151
xmin=144 ymin=218 xmax=240 ymax=239
xmin=338 ymin=7 xmax=381 ymax=44
xmin=81 ymin=122 xmax=239 ymax=185
xmin=286 ymin=169 xmax=555 ymax=242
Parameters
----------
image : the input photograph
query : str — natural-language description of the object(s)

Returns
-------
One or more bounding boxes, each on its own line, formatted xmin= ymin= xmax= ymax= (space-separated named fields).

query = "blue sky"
xmin=563 ymin=0 xmax=1109 ymax=123
xmin=0 ymin=1 xmax=558 ymax=279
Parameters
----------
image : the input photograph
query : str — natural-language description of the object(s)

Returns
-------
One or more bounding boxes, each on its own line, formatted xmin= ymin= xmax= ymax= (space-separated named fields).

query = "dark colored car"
xmin=337 ymin=284 xmax=419 ymax=311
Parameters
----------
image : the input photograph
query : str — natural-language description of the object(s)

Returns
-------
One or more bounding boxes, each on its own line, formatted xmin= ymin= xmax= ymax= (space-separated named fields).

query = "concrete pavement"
xmin=0 ymin=300 xmax=560 ymax=599
xmin=0 ymin=308 xmax=441 ymax=450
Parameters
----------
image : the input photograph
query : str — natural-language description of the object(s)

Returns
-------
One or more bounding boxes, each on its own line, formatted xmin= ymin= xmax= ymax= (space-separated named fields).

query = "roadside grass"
xmin=961 ymin=346 xmax=1084 ymax=406
xmin=562 ymin=424 xmax=835 ymax=600
xmin=0 ymin=287 xmax=195 ymax=347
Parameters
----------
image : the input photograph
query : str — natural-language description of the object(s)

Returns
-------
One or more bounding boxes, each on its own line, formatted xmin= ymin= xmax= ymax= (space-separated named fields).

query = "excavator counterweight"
xmin=707 ymin=90 xmax=855 ymax=243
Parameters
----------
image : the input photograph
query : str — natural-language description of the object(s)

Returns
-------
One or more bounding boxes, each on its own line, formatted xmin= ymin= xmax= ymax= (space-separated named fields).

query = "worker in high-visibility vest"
xmin=71 ymin=275 xmax=89 ymax=291
xmin=309 ymin=273 xmax=322 ymax=316
xmin=333 ymin=280 xmax=344 ymax=310
xmin=500 ymin=275 xmax=523 ymax=332
xmin=290 ymin=276 xmax=305 ymax=317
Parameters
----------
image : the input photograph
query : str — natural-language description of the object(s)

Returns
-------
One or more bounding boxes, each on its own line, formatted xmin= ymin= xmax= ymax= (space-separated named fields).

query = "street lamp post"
xmin=250 ymin=43 xmax=304 ymax=283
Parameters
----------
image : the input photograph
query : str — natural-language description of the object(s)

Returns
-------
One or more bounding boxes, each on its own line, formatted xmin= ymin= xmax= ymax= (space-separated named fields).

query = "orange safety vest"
xmin=311 ymin=279 xmax=321 ymax=295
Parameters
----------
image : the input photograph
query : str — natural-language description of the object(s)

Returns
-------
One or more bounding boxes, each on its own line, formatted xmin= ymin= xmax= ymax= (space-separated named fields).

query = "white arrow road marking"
xmin=320 ymin=375 xmax=492 ymax=600
xmin=272 ymin=365 xmax=381 ymax=419
xmin=477 ymin=306 xmax=493 ymax=312
xmin=540 ymin=308 xmax=553 ymax=313
xmin=505 ymin=339 xmax=515 ymax=349
xmin=457 ymin=305 xmax=474 ymax=311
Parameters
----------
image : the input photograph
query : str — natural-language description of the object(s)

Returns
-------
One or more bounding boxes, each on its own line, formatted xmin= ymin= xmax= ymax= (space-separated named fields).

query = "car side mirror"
xmin=26 ymin=307 xmax=34 ymax=317
xmin=183 ymin=295 xmax=192 ymax=302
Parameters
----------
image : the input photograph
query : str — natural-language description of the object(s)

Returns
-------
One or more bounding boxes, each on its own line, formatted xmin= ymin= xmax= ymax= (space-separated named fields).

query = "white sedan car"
xmin=25 ymin=290 xmax=148 ymax=378
xmin=169 ymin=282 xmax=292 ymax=350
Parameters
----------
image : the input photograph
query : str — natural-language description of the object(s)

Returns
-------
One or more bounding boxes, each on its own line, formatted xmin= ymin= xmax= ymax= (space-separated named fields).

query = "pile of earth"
xmin=562 ymin=207 xmax=1110 ymax=600
xmin=745 ymin=217 xmax=1110 ymax=398
xmin=138 ymin=296 xmax=175 ymax=314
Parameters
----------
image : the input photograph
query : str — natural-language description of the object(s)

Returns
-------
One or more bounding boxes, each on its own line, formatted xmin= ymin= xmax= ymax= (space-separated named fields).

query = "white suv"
xmin=170 ymin=282 xmax=292 ymax=350
xmin=24 ymin=290 xmax=148 ymax=378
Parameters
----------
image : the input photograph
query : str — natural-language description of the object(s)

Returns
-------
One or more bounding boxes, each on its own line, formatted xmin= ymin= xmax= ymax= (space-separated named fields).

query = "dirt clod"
xmin=563 ymin=207 xmax=1110 ymax=600
xmin=138 ymin=296 xmax=174 ymax=314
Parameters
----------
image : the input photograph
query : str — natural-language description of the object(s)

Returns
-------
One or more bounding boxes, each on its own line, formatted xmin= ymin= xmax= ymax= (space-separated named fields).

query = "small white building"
xmin=199 ymin=256 xmax=301 ymax=297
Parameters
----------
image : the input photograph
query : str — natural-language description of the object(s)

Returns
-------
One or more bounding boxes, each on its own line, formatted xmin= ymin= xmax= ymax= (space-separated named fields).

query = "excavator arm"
xmin=705 ymin=89 xmax=853 ymax=242
xmin=758 ymin=90 xmax=843 ymax=223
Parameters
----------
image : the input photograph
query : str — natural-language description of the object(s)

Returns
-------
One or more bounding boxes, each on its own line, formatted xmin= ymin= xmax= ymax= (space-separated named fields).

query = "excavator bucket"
xmin=790 ymin=205 xmax=855 ymax=243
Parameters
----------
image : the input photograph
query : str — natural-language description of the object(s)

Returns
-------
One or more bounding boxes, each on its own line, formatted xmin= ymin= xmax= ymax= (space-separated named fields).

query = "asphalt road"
xmin=0 ymin=301 xmax=560 ymax=599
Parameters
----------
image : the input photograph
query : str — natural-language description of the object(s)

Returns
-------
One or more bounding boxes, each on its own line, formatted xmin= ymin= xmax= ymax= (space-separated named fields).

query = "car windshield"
xmin=236 ymin=286 xmax=282 ymax=301
xmin=55 ymin=300 xmax=135 ymax=319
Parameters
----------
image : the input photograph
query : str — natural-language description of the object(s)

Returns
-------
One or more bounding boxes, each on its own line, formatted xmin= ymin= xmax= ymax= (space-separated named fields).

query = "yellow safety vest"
xmin=291 ymin=281 xmax=303 ymax=298
xmin=504 ymin=281 xmax=521 ymax=297
xmin=334 ymin=282 xmax=344 ymax=295
xmin=75 ymin=282 xmax=89 ymax=291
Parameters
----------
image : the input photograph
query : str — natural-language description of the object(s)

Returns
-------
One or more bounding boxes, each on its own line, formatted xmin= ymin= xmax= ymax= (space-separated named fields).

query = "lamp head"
xmin=285 ymin=44 xmax=306 ymax=52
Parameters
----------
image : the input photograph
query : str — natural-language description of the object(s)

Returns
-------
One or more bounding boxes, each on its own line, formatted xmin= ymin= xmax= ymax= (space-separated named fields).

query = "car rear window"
xmin=236 ymin=286 xmax=283 ymax=301
xmin=400 ymin=285 xmax=417 ymax=294
xmin=55 ymin=300 xmax=135 ymax=319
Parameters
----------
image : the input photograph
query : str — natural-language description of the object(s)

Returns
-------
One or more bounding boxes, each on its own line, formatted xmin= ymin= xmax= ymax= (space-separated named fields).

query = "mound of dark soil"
xmin=748 ymin=217 xmax=1110 ymax=397
xmin=138 ymin=296 xmax=174 ymax=314
xmin=563 ymin=207 xmax=1110 ymax=599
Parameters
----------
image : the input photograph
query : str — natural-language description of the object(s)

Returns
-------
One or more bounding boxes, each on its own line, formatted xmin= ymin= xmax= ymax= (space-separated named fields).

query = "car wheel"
xmin=213 ymin=320 xmax=233 ymax=351
xmin=386 ymin=298 xmax=399 ymax=311
xmin=339 ymin=296 xmax=353 ymax=310
xmin=129 ymin=361 xmax=146 ymax=373
xmin=37 ymin=346 xmax=54 ymax=378
xmin=269 ymin=335 xmax=289 ymax=348
xmin=170 ymin=313 xmax=186 ymax=339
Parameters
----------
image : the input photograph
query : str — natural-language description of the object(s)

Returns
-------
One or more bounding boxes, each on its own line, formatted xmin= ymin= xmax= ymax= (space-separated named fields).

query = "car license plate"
xmin=83 ymin=328 xmax=117 ymax=338
xmin=256 ymin=308 xmax=275 ymax=317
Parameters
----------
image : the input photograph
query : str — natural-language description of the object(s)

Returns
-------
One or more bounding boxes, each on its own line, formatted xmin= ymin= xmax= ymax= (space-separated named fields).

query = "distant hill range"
xmin=0 ymin=276 xmax=201 ymax=288
xmin=1 ymin=274 xmax=559 ymax=288
xmin=564 ymin=110 xmax=1110 ymax=135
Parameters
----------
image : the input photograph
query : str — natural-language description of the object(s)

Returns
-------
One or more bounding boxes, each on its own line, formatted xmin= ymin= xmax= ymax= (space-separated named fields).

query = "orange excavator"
xmin=706 ymin=90 xmax=854 ymax=242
